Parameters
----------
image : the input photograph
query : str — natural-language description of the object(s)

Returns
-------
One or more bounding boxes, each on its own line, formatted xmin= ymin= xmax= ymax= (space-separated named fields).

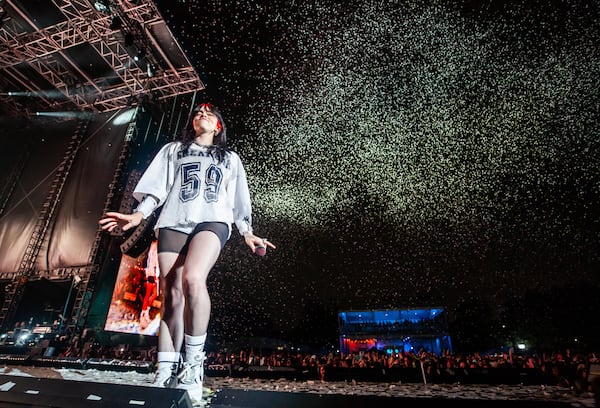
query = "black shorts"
xmin=157 ymin=222 xmax=229 ymax=254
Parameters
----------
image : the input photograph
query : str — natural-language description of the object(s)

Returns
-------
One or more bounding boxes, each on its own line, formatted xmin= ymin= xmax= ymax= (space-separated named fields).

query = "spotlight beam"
xmin=3 ymin=66 xmax=53 ymax=105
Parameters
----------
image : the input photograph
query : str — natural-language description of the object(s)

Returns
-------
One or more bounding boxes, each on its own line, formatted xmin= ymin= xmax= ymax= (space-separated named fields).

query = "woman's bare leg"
xmin=176 ymin=230 xmax=221 ymax=402
xmin=182 ymin=230 xmax=222 ymax=336
xmin=157 ymin=252 xmax=185 ymax=353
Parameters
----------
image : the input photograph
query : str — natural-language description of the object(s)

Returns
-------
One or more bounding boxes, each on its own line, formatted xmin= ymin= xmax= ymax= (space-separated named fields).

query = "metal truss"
xmin=0 ymin=0 xmax=205 ymax=114
xmin=0 ymin=266 xmax=87 ymax=282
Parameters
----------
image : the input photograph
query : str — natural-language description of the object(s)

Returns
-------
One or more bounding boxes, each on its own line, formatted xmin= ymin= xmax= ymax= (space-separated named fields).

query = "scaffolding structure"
xmin=0 ymin=0 xmax=204 ymax=344
xmin=0 ymin=0 xmax=204 ymax=116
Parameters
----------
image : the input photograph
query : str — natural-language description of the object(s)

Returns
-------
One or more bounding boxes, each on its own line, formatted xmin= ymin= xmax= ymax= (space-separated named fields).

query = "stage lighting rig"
xmin=93 ymin=0 xmax=110 ymax=14
xmin=146 ymin=62 xmax=156 ymax=78
xmin=0 ymin=0 xmax=205 ymax=114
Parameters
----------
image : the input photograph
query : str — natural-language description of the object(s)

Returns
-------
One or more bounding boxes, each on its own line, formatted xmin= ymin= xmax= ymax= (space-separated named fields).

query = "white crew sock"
xmin=157 ymin=351 xmax=180 ymax=370
xmin=184 ymin=333 xmax=207 ymax=362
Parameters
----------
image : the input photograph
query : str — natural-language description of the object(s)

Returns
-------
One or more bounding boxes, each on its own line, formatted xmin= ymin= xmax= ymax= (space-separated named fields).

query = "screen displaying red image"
xmin=104 ymin=240 xmax=161 ymax=336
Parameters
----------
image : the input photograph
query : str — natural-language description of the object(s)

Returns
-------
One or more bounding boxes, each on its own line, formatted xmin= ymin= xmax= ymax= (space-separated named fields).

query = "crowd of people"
xmin=58 ymin=340 xmax=598 ymax=397
xmin=208 ymin=347 xmax=598 ymax=392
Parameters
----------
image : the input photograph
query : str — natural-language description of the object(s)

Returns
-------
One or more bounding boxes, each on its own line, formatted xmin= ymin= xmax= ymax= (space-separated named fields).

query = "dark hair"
xmin=181 ymin=102 xmax=228 ymax=163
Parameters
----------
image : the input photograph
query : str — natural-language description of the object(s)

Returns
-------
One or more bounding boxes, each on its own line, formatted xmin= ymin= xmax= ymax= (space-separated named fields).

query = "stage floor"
xmin=0 ymin=365 xmax=595 ymax=408
xmin=209 ymin=388 xmax=578 ymax=408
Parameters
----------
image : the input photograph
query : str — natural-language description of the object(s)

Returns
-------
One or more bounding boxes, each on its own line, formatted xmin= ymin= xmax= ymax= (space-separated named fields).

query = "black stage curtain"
xmin=0 ymin=110 xmax=130 ymax=273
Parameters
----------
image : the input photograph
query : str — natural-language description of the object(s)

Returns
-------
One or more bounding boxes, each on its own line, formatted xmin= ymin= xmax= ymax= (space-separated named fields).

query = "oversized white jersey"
xmin=132 ymin=141 xmax=253 ymax=238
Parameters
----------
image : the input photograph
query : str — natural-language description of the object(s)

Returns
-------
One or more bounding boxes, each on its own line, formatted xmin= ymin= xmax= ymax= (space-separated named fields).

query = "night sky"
xmin=151 ymin=0 xmax=599 ymax=349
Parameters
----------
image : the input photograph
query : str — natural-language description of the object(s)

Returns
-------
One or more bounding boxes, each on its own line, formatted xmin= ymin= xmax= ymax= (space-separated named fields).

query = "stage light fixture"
xmin=134 ymin=48 xmax=146 ymax=62
xmin=146 ymin=63 xmax=155 ymax=77
xmin=7 ymin=90 xmax=67 ymax=100
xmin=93 ymin=0 xmax=110 ymax=13
xmin=7 ymin=91 xmax=32 ymax=97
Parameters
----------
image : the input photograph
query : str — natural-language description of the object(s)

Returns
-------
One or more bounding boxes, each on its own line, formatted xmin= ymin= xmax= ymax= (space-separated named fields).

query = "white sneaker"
xmin=178 ymin=352 xmax=205 ymax=406
xmin=153 ymin=362 xmax=178 ymax=388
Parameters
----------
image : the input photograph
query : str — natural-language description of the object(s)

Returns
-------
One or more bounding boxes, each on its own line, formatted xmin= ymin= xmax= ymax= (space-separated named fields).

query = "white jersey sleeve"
xmin=133 ymin=142 xmax=179 ymax=210
xmin=229 ymin=152 xmax=253 ymax=235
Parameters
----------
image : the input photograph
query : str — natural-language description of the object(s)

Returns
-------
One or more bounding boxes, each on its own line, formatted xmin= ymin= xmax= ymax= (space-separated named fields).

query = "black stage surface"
xmin=209 ymin=388 xmax=574 ymax=408
xmin=0 ymin=375 xmax=577 ymax=408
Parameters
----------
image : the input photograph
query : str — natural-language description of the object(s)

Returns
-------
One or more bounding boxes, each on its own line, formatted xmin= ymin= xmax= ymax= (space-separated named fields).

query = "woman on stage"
xmin=100 ymin=102 xmax=275 ymax=406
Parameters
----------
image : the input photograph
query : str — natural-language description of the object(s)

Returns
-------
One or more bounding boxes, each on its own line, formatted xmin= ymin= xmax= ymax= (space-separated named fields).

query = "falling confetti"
xmin=153 ymin=0 xmax=600 ymax=348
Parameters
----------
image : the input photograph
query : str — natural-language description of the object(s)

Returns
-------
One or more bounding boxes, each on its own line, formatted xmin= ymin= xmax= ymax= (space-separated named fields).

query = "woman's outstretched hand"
xmin=99 ymin=211 xmax=144 ymax=232
xmin=243 ymin=232 xmax=276 ymax=255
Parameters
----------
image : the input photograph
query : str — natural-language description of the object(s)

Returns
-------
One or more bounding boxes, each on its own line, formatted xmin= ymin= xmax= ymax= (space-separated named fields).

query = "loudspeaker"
xmin=0 ymin=375 xmax=192 ymax=407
